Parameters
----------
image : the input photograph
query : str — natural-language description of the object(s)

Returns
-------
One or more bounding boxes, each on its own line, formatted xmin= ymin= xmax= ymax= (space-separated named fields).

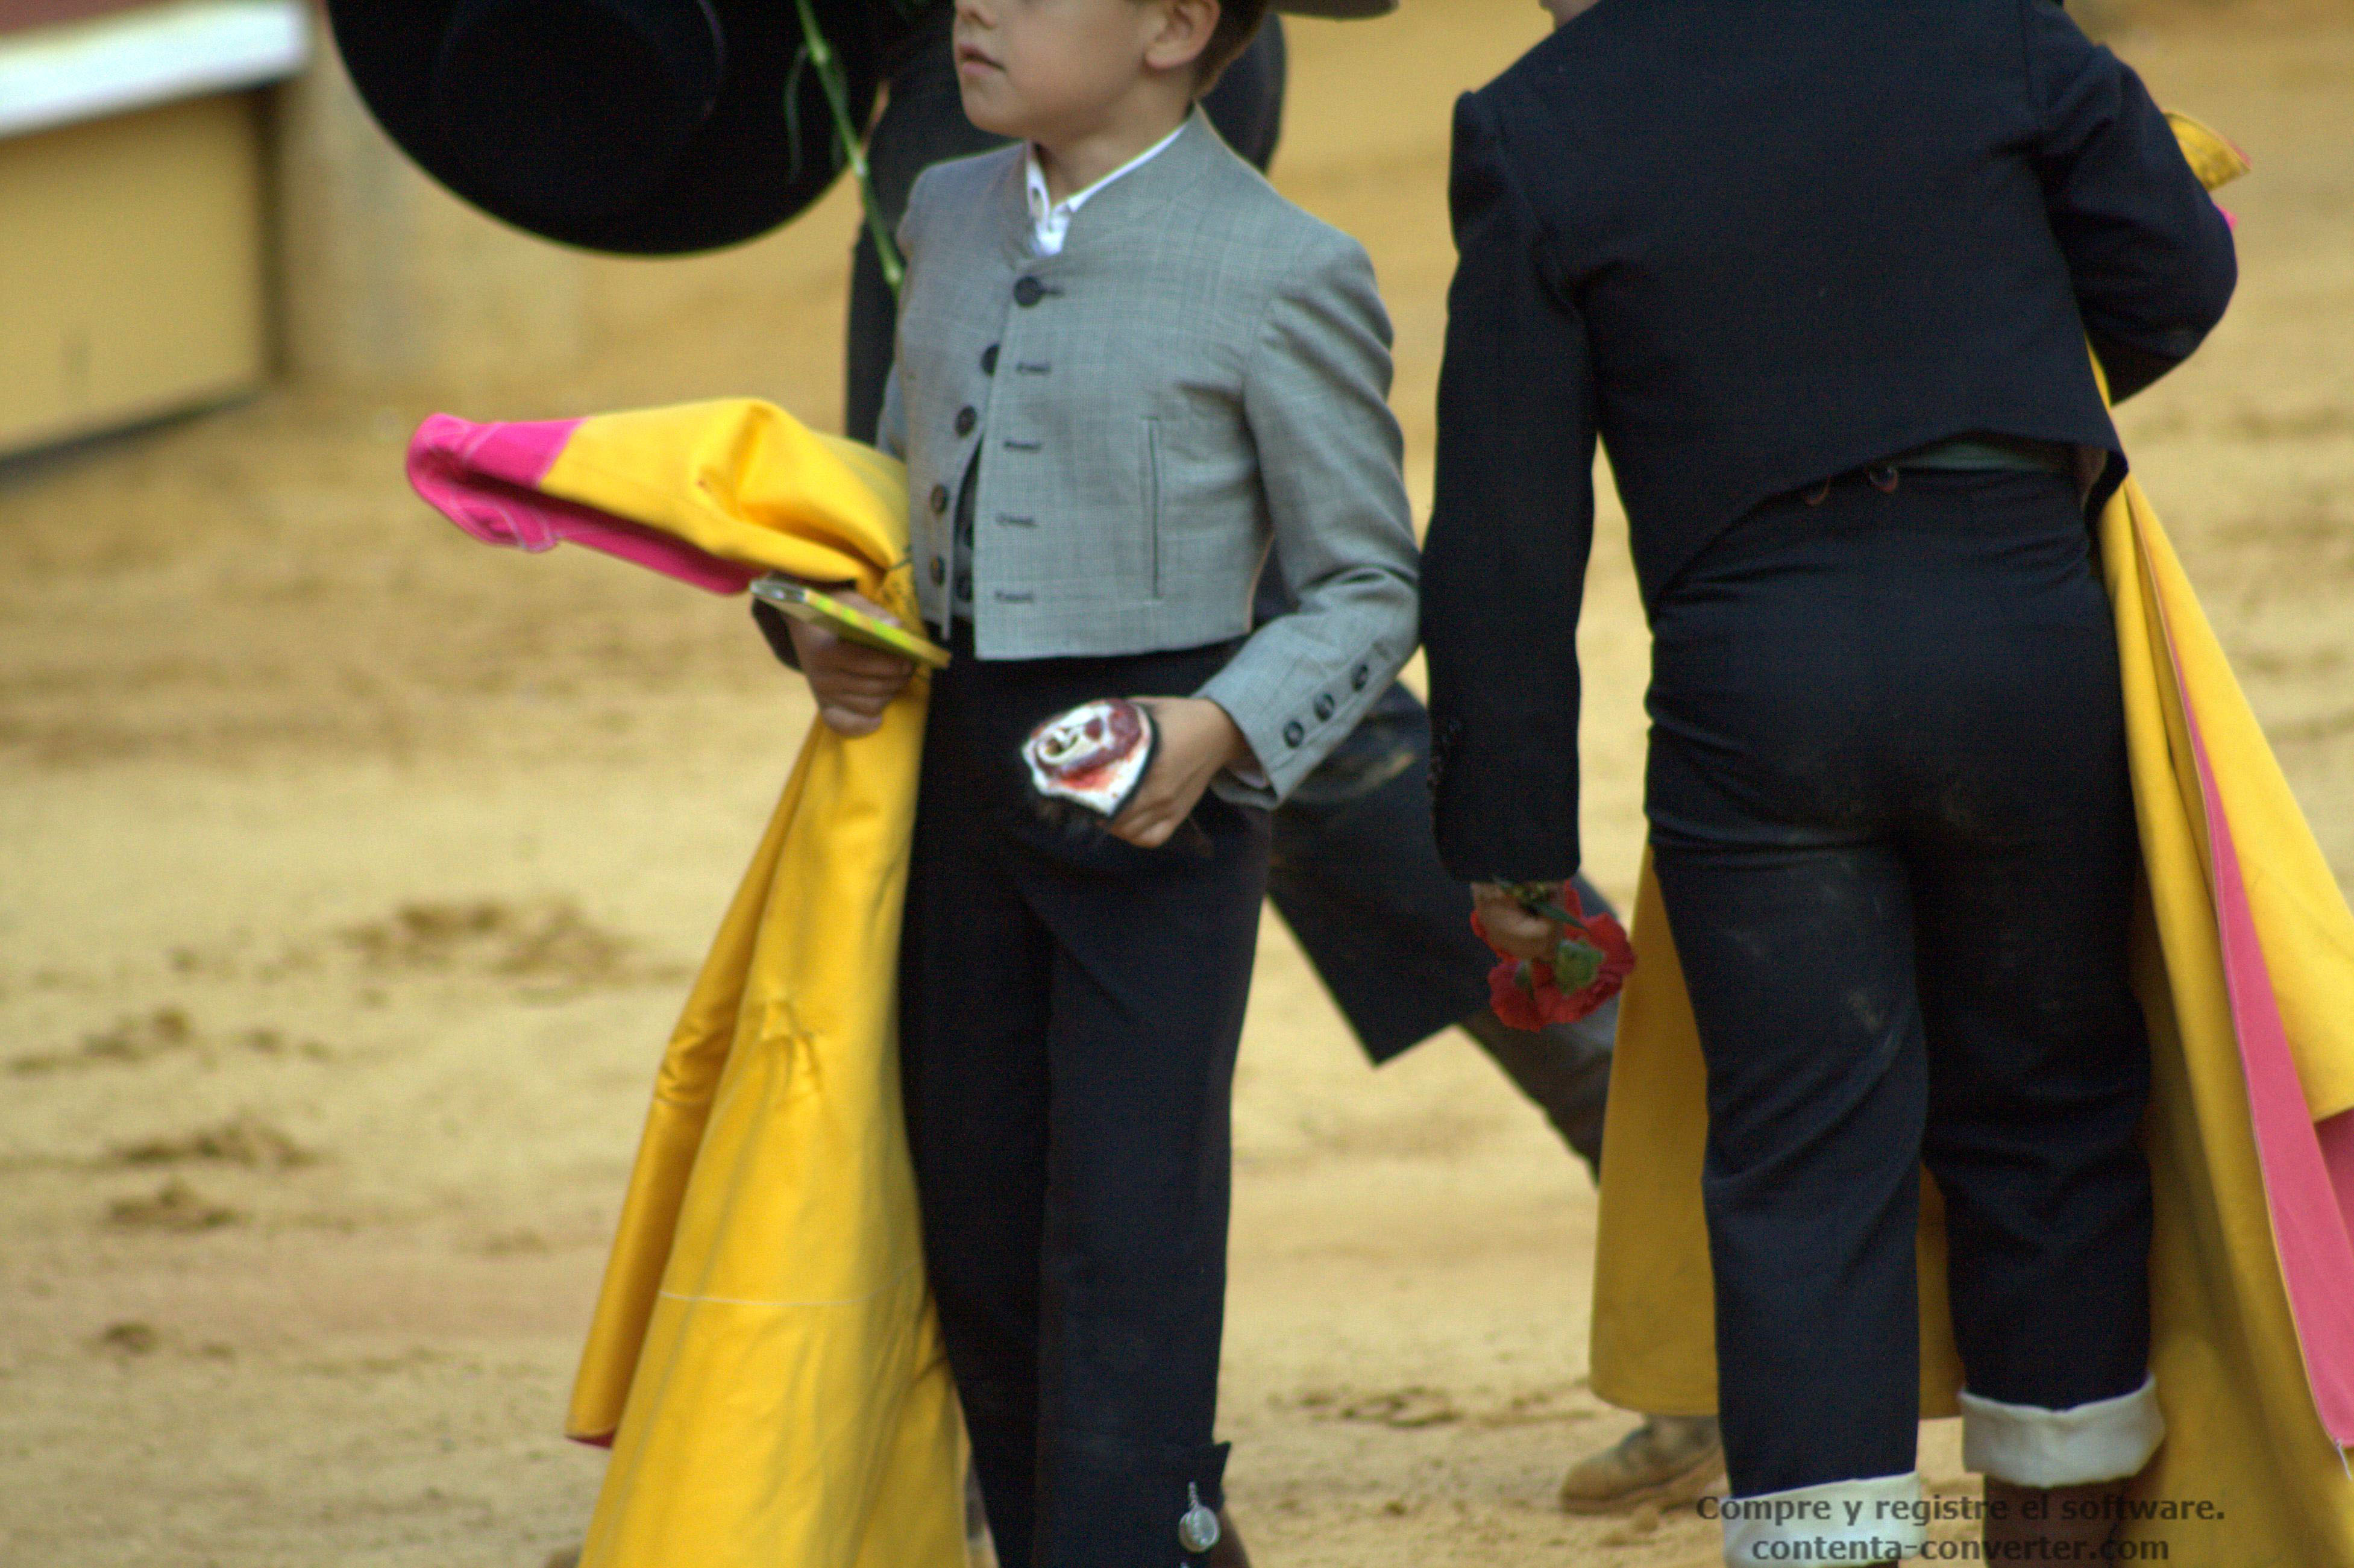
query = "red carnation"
xmin=1470 ymin=882 xmax=1634 ymax=1031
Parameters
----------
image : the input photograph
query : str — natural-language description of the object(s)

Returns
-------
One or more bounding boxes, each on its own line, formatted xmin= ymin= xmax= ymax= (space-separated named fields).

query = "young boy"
xmin=780 ymin=1 xmax=1419 ymax=1562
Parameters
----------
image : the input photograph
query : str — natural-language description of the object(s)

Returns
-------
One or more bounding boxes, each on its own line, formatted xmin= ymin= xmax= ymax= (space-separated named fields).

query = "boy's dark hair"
xmin=1196 ymin=0 xmax=1272 ymax=88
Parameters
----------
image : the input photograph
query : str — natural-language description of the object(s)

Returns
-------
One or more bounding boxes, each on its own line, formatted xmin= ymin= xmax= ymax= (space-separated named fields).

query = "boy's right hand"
xmin=785 ymin=589 xmax=917 ymax=737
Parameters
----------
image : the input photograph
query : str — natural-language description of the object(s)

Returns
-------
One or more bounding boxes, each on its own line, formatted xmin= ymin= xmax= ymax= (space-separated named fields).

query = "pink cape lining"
xmin=405 ymin=414 xmax=761 ymax=595
xmin=2162 ymin=586 xmax=2354 ymax=1446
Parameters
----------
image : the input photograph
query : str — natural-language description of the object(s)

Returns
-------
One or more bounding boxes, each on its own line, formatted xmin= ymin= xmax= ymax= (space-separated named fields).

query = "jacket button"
xmin=1351 ymin=663 xmax=1370 ymax=690
xmin=930 ymin=557 xmax=946 ymax=585
xmin=1014 ymin=276 xmax=1045 ymax=307
xmin=1314 ymin=694 xmax=1336 ymax=721
xmin=981 ymin=344 xmax=1000 ymax=375
xmin=930 ymin=483 xmax=949 ymax=514
xmin=955 ymin=406 xmax=978 ymax=437
xmin=1283 ymin=720 xmax=1305 ymax=748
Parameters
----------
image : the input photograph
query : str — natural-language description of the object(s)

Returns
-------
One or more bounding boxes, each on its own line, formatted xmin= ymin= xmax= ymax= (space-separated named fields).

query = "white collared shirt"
xmin=1023 ymin=120 xmax=1188 ymax=257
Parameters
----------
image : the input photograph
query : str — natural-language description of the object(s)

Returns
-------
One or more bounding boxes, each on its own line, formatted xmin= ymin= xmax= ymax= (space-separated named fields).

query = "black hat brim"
xmin=327 ymin=0 xmax=879 ymax=256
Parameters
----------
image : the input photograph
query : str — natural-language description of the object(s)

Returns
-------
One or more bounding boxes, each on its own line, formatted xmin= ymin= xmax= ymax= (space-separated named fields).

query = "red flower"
xmin=1470 ymin=882 xmax=1635 ymax=1031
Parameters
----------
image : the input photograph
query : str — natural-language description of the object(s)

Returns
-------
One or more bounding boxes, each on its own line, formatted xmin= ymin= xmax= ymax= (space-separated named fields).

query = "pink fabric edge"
xmin=406 ymin=415 xmax=759 ymax=596
xmin=2324 ymin=1112 xmax=2354 ymax=1251
xmin=2161 ymin=593 xmax=2354 ymax=1445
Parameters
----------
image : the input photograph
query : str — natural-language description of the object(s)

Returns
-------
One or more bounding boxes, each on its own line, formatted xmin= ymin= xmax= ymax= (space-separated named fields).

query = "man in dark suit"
xmin=1422 ymin=0 xmax=2233 ymax=1561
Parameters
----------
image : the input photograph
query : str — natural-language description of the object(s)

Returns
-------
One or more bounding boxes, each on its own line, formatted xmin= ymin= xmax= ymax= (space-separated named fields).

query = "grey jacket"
xmin=878 ymin=109 xmax=1419 ymax=804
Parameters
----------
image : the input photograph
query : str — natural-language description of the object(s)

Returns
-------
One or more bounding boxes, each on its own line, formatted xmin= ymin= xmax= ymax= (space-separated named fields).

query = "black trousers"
xmin=900 ymin=627 xmax=1269 ymax=1568
xmin=1645 ymin=469 xmax=2155 ymax=1497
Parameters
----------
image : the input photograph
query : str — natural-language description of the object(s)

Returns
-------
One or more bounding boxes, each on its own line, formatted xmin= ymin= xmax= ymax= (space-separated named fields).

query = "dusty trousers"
xmin=1643 ymin=468 xmax=2156 ymax=1498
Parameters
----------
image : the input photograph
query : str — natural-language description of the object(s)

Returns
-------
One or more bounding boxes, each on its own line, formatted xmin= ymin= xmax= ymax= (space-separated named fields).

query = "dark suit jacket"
xmin=1419 ymin=0 xmax=2237 ymax=883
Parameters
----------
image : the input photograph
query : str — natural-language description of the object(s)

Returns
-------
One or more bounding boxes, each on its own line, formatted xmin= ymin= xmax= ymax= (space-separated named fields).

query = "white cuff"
xmin=1960 ymin=1374 xmax=2164 ymax=1487
xmin=1713 ymin=1469 xmax=1924 ymax=1567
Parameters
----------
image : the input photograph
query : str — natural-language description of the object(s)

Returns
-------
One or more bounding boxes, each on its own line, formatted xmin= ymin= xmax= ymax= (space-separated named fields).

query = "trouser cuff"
xmin=1959 ymin=1373 xmax=2164 ymax=1487
xmin=1035 ymin=1438 xmax=1231 ymax=1567
xmin=1715 ymin=1470 xmax=1924 ymax=1567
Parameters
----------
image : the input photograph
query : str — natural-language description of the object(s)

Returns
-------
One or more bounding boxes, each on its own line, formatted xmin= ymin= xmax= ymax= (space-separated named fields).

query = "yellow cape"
xmin=1589 ymin=134 xmax=2354 ymax=1560
xmin=421 ymin=401 xmax=971 ymax=1567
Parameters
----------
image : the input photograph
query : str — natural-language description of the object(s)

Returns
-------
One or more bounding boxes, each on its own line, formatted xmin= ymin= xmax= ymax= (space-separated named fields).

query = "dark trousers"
xmin=900 ymin=627 xmax=1269 ymax=1568
xmin=1645 ymin=469 xmax=2155 ymax=1497
xmin=1266 ymin=684 xmax=1618 ymax=1159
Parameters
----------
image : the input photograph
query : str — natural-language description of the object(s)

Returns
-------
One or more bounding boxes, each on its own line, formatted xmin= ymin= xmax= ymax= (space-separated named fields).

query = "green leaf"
xmin=1552 ymin=938 xmax=1602 ymax=991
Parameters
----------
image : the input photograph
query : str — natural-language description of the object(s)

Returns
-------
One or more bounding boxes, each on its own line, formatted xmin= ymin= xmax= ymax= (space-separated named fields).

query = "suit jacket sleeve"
xmin=1197 ymin=228 xmax=1421 ymax=808
xmin=2026 ymin=0 xmax=2236 ymax=400
xmin=1421 ymin=88 xmax=1597 ymax=886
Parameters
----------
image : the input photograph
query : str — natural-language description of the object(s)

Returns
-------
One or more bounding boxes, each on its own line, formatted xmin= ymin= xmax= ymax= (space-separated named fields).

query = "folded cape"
xmin=409 ymin=401 xmax=968 ymax=1567
xmin=1590 ymin=124 xmax=2354 ymax=1563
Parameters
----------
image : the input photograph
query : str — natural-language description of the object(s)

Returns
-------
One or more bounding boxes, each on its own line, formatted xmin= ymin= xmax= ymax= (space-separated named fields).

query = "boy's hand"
xmin=1107 ymin=697 xmax=1255 ymax=849
xmin=1470 ymin=883 xmax=1559 ymax=962
xmin=786 ymin=590 xmax=917 ymax=738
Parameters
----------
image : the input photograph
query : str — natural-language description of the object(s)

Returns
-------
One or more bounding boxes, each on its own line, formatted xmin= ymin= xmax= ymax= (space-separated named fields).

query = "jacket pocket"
xmin=1140 ymin=418 xmax=1164 ymax=599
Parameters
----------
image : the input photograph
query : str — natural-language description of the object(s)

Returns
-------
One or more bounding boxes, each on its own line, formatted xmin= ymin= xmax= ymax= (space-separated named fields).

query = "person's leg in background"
xmin=1262 ymin=679 xmax=1724 ymax=1513
xmin=1266 ymin=683 xmax=1618 ymax=1170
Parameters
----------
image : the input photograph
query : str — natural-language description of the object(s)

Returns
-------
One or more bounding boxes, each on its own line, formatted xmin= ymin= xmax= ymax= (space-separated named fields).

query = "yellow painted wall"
xmin=0 ymin=93 xmax=267 ymax=458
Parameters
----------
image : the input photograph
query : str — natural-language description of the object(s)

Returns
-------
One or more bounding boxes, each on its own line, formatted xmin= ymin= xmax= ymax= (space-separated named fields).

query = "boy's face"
xmin=953 ymin=0 xmax=1205 ymax=143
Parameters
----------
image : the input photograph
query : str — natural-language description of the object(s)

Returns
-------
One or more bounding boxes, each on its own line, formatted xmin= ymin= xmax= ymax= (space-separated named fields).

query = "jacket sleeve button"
xmin=931 ymin=483 xmax=950 ymax=514
xmin=1282 ymin=721 xmax=1305 ymax=748
xmin=1314 ymin=694 xmax=1336 ymax=720
xmin=981 ymin=344 xmax=1000 ymax=375
xmin=1014 ymin=276 xmax=1046 ymax=307
xmin=1351 ymin=663 xmax=1370 ymax=690
xmin=955 ymin=407 xmax=978 ymax=437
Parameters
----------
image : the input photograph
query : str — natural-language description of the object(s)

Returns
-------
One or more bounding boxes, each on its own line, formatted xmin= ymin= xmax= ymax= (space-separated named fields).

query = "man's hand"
xmin=1472 ymin=882 xmax=1560 ymax=962
xmin=785 ymin=590 xmax=917 ymax=737
xmin=1106 ymin=697 xmax=1255 ymax=849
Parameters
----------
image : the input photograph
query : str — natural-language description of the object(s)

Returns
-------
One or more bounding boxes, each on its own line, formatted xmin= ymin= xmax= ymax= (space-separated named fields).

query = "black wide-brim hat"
xmin=328 ymin=0 xmax=879 ymax=256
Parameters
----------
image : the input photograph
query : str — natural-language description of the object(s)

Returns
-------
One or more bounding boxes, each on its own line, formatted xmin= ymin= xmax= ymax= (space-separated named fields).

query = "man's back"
xmin=1454 ymin=0 xmax=2235 ymax=603
xmin=1421 ymin=0 xmax=2233 ymax=880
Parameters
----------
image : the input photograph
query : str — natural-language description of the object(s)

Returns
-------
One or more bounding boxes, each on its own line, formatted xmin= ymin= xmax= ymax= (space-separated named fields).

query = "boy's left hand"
xmin=1107 ymin=697 xmax=1256 ymax=849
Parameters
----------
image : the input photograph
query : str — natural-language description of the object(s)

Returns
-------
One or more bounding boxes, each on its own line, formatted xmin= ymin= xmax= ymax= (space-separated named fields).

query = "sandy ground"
xmin=3 ymin=3 xmax=2350 ymax=1564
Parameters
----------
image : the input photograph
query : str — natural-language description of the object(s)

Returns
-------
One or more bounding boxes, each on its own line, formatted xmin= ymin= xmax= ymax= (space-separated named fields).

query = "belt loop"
xmin=1868 ymin=465 xmax=1901 ymax=494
